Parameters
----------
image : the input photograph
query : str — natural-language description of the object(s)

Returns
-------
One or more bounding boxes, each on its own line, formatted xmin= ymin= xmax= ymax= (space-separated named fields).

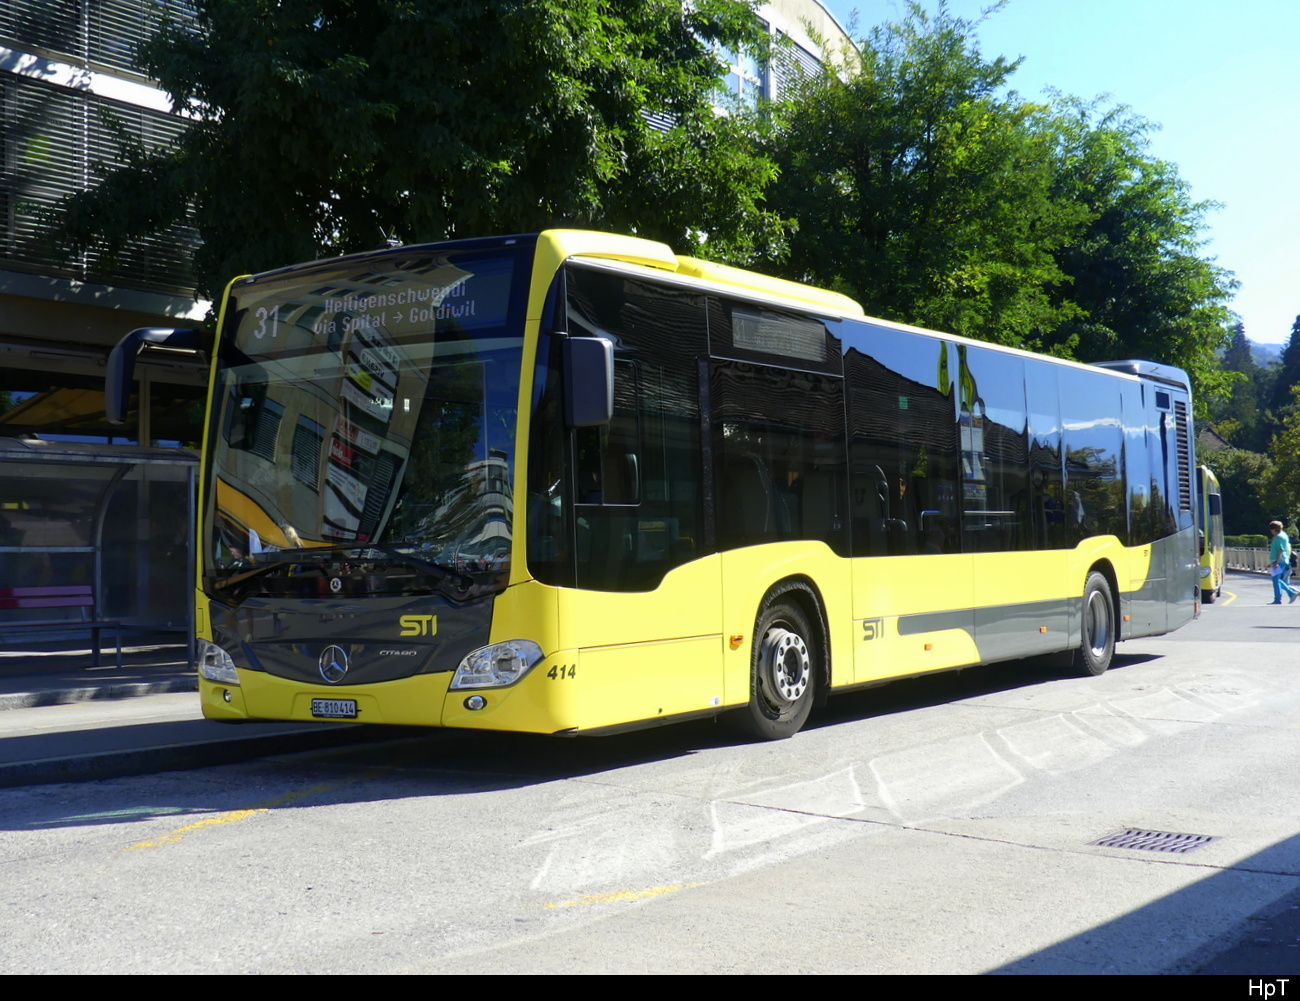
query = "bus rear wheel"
xmin=1076 ymin=571 xmax=1115 ymax=677
xmin=737 ymin=591 xmax=818 ymax=740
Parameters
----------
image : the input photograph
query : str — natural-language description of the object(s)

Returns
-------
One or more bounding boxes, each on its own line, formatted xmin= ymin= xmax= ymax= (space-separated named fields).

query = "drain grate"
xmin=1089 ymin=828 xmax=1219 ymax=854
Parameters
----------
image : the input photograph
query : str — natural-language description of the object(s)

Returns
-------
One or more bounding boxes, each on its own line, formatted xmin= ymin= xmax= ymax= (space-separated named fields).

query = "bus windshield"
xmin=203 ymin=244 xmax=529 ymax=598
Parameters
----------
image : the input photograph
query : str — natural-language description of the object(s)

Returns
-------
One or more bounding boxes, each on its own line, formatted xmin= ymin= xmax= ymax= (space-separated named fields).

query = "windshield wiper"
xmin=214 ymin=562 xmax=283 ymax=590
xmin=212 ymin=544 xmax=477 ymax=596
xmin=369 ymin=545 xmax=475 ymax=593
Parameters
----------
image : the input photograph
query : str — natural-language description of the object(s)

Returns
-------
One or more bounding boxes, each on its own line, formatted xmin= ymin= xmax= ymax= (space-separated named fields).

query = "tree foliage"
xmin=764 ymin=3 xmax=1236 ymax=404
xmin=1206 ymin=447 xmax=1275 ymax=535
xmin=1263 ymin=383 xmax=1300 ymax=525
xmin=764 ymin=3 xmax=1082 ymax=350
xmin=57 ymin=0 xmax=786 ymax=298
xmin=1210 ymin=322 xmax=1277 ymax=451
xmin=1038 ymin=97 xmax=1235 ymax=397
xmin=1268 ymin=316 xmax=1300 ymax=414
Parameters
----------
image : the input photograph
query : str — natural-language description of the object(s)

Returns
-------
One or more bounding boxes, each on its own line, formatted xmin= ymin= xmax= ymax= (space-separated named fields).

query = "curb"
xmin=0 ymin=676 xmax=198 ymax=712
xmin=0 ymin=722 xmax=394 ymax=789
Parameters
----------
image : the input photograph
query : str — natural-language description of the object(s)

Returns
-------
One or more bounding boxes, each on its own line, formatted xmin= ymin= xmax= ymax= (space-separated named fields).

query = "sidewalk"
xmin=0 ymin=642 xmax=390 ymax=788
xmin=0 ymin=641 xmax=197 ymax=710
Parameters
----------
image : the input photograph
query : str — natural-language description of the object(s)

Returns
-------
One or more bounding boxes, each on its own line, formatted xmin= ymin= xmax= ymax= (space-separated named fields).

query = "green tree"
xmin=765 ymin=3 xmax=1236 ymax=406
xmin=1268 ymin=315 xmax=1300 ymax=414
xmin=1207 ymin=447 xmax=1275 ymax=536
xmin=1263 ymin=383 xmax=1300 ymax=525
xmin=1211 ymin=323 xmax=1272 ymax=451
xmin=765 ymin=2 xmax=1083 ymax=350
xmin=56 ymin=0 xmax=785 ymax=299
xmin=1039 ymin=97 xmax=1236 ymax=403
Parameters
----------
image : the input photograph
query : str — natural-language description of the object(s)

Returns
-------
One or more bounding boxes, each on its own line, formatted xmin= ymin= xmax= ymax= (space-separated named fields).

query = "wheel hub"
xmin=759 ymin=627 xmax=811 ymax=705
xmin=1086 ymin=591 xmax=1111 ymax=655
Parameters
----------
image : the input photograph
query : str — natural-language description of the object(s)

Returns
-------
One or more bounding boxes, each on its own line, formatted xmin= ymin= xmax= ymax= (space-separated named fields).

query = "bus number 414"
xmin=547 ymin=665 xmax=576 ymax=680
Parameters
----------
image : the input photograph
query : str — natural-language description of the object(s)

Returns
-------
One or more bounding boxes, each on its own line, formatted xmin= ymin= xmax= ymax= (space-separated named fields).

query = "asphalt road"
xmin=1 ymin=571 xmax=1298 ymax=975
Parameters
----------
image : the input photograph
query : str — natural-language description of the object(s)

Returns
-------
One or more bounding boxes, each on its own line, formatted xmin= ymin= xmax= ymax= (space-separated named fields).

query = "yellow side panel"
xmin=720 ymin=543 xmax=853 ymax=703
xmin=563 ymin=636 xmax=721 ymax=729
xmin=972 ymin=550 xmax=1068 ymax=605
xmin=487 ymin=577 xmax=561 ymax=652
xmin=858 ymin=627 xmax=982 ymax=681
xmin=852 ymin=553 xmax=977 ymax=682
xmin=556 ymin=555 xmax=723 ymax=650
xmin=555 ymin=556 xmax=724 ymax=728
xmin=1123 ymin=543 xmax=1155 ymax=589
xmin=553 ymin=553 xmax=722 ymax=647
xmin=849 ymin=541 xmax=1146 ymax=685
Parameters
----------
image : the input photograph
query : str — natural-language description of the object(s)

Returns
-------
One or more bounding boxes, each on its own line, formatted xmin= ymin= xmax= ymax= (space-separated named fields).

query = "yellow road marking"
xmin=544 ymin=883 xmax=701 ymax=909
xmin=118 ymin=781 xmax=351 ymax=852
xmin=1220 ymin=590 xmax=1237 ymax=606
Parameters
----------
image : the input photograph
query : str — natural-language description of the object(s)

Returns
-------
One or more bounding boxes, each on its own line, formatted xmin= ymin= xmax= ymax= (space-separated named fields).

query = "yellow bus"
xmin=1197 ymin=465 xmax=1225 ymax=603
xmin=108 ymin=231 xmax=1200 ymax=739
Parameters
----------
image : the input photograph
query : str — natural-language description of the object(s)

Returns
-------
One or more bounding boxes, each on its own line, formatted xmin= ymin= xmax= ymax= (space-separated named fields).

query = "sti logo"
xmin=399 ymin=615 xmax=438 ymax=637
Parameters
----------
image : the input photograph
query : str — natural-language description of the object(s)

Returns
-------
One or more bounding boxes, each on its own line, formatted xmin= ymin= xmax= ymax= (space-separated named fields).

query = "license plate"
xmin=311 ymin=698 xmax=357 ymax=719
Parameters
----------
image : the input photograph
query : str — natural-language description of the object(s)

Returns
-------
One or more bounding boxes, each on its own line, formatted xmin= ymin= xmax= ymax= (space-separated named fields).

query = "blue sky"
xmin=817 ymin=0 xmax=1300 ymax=344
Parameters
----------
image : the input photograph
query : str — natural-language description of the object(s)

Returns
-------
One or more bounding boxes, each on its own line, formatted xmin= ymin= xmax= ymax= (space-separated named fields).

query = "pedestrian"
xmin=1267 ymin=520 xmax=1299 ymax=604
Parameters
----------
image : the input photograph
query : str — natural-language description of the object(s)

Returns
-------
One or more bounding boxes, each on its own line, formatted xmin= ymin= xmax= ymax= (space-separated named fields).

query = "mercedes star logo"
xmin=319 ymin=644 xmax=349 ymax=684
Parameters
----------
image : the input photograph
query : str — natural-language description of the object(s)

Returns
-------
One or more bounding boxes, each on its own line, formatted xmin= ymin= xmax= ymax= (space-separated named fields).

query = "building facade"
xmin=0 ymin=0 xmax=204 ymax=641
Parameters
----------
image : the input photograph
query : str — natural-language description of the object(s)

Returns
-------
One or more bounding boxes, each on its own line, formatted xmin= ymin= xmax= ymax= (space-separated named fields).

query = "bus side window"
xmin=843 ymin=332 xmax=959 ymax=557
xmin=710 ymin=357 xmax=847 ymax=554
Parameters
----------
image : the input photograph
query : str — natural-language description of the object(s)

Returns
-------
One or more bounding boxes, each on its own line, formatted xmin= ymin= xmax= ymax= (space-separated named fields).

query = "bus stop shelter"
xmin=0 ymin=437 xmax=197 ymax=663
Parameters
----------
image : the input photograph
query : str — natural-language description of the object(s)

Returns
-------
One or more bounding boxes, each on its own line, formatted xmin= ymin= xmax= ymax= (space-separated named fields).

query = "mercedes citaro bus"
xmin=107 ymin=230 xmax=1199 ymax=739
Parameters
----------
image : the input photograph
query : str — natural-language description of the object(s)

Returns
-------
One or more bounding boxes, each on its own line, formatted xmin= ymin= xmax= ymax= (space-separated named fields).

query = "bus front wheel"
xmin=737 ymin=591 xmax=818 ymax=740
xmin=1076 ymin=571 xmax=1115 ymax=677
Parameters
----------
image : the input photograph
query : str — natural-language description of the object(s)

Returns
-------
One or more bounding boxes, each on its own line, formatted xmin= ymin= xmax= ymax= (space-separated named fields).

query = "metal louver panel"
xmin=1175 ymin=400 xmax=1191 ymax=512
xmin=771 ymin=34 xmax=822 ymax=99
xmin=0 ymin=0 xmax=200 ymax=291
xmin=0 ymin=74 xmax=198 ymax=290
xmin=1 ymin=0 xmax=199 ymax=75
xmin=0 ymin=0 xmax=85 ymax=59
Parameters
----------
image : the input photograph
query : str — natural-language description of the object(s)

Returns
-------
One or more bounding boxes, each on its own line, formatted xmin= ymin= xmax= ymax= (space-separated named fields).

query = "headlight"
xmin=197 ymin=640 xmax=240 ymax=685
xmin=450 ymin=640 xmax=543 ymax=690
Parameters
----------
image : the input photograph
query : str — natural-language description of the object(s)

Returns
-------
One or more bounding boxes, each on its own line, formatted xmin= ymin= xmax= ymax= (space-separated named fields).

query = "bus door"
xmin=555 ymin=266 xmax=724 ymax=727
xmin=708 ymin=300 xmax=853 ymax=705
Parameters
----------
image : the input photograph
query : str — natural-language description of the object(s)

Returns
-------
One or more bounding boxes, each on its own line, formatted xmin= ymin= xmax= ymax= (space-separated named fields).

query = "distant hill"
xmin=1252 ymin=341 xmax=1283 ymax=366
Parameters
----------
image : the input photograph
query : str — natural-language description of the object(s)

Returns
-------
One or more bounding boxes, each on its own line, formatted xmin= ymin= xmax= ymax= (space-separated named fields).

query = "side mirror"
xmin=105 ymin=327 xmax=204 ymax=424
xmin=561 ymin=335 xmax=614 ymax=427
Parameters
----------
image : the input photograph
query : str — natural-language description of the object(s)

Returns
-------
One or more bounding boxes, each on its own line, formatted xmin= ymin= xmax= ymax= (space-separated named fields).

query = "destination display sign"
xmin=229 ymin=253 xmax=517 ymax=358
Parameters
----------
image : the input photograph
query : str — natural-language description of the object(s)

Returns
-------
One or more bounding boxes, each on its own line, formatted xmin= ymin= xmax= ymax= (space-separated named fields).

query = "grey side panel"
xmin=896 ymin=609 xmax=975 ymax=636
xmin=898 ymin=598 xmax=1071 ymax=665
xmin=1121 ymin=531 xmax=1198 ymax=640
xmin=973 ymin=598 xmax=1074 ymax=662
